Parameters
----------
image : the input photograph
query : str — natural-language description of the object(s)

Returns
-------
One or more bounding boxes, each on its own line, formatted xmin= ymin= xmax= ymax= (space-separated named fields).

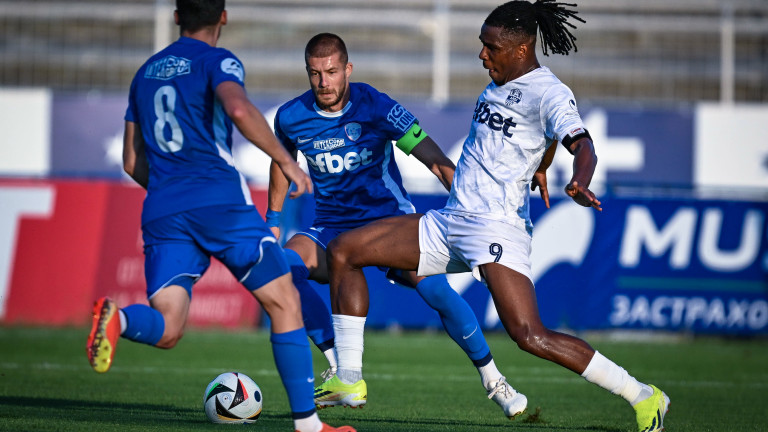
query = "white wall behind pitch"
xmin=0 ymin=88 xmax=51 ymax=176
xmin=695 ymin=103 xmax=768 ymax=190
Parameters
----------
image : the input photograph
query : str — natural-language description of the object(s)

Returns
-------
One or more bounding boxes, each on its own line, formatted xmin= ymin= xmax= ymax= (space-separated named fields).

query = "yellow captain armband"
xmin=395 ymin=123 xmax=428 ymax=155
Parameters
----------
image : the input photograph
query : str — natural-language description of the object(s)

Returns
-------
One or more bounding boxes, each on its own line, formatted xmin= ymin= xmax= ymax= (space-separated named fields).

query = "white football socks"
xmin=294 ymin=412 xmax=323 ymax=432
xmin=332 ymin=314 xmax=366 ymax=384
xmin=323 ymin=347 xmax=338 ymax=372
xmin=581 ymin=351 xmax=653 ymax=406
xmin=118 ymin=309 xmax=127 ymax=334
xmin=478 ymin=359 xmax=504 ymax=390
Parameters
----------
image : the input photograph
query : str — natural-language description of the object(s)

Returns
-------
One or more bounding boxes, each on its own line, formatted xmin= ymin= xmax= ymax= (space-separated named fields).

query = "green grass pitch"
xmin=1 ymin=326 xmax=766 ymax=431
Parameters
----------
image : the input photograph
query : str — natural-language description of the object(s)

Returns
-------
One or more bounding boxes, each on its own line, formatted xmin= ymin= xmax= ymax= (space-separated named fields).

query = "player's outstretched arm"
xmin=215 ymin=81 xmax=312 ymax=198
xmin=565 ymin=137 xmax=601 ymax=211
xmin=410 ymin=136 xmax=456 ymax=191
xmin=267 ymin=155 xmax=298 ymax=239
xmin=122 ymin=120 xmax=149 ymax=189
xmin=531 ymin=141 xmax=558 ymax=208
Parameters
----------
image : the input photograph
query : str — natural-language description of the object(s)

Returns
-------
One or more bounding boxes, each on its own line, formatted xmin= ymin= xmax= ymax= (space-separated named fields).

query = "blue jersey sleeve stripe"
xmin=381 ymin=143 xmax=416 ymax=215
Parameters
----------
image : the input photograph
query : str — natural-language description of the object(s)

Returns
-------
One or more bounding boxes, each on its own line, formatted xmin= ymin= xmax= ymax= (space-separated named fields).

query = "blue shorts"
xmin=296 ymin=225 xmax=406 ymax=285
xmin=142 ymin=205 xmax=289 ymax=299
xmin=295 ymin=226 xmax=345 ymax=250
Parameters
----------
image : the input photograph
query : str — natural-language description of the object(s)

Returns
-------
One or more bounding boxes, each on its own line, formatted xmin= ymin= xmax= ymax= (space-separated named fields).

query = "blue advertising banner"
xmin=532 ymin=196 xmax=768 ymax=334
xmin=47 ymin=93 xmax=697 ymax=190
xmin=51 ymin=93 xmax=127 ymax=179
xmin=283 ymin=193 xmax=768 ymax=335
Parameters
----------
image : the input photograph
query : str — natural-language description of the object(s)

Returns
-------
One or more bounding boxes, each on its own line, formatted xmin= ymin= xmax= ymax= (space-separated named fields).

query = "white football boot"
xmin=487 ymin=376 xmax=527 ymax=420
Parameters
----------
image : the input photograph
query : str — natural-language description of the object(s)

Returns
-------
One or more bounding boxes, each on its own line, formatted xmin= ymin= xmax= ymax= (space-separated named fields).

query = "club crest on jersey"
xmin=505 ymin=88 xmax=523 ymax=106
xmin=144 ymin=55 xmax=191 ymax=80
xmin=221 ymin=58 xmax=244 ymax=81
xmin=345 ymin=122 xmax=362 ymax=141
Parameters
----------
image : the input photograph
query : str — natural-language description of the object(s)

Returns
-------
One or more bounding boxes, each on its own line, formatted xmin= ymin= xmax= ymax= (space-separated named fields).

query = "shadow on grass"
xmin=330 ymin=413 xmax=625 ymax=432
xmin=0 ymin=395 xmax=195 ymax=425
xmin=0 ymin=396 xmax=291 ymax=427
xmin=0 ymin=397 xmax=624 ymax=431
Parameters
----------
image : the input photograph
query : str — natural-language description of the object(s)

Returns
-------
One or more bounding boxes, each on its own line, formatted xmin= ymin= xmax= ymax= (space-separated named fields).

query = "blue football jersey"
xmin=125 ymin=37 xmax=252 ymax=225
xmin=274 ymin=83 xmax=417 ymax=229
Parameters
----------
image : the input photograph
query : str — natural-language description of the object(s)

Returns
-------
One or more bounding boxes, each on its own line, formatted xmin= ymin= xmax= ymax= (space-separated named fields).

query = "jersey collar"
xmin=313 ymin=100 xmax=353 ymax=118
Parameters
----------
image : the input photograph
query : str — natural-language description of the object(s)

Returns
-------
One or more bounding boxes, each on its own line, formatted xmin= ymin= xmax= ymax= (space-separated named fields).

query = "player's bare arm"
xmin=267 ymin=151 xmax=298 ymax=239
xmin=215 ymin=80 xmax=312 ymax=198
xmin=122 ymin=120 xmax=149 ymax=189
xmin=565 ymin=136 xmax=601 ymax=211
xmin=531 ymin=140 xmax=557 ymax=208
xmin=409 ymin=135 xmax=456 ymax=191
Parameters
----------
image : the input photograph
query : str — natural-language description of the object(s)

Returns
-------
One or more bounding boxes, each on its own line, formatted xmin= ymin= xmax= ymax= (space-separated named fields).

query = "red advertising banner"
xmin=2 ymin=180 xmax=108 ymax=325
xmin=0 ymin=179 xmax=267 ymax=328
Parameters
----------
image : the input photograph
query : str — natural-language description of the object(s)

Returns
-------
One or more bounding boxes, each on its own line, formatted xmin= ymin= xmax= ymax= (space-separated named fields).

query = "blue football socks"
xmin=121 ymin=304 xmax=165 ymax=346
xmin=415 ymin=274 xmax=491 ymax=363
xmin=270 ymin=328 xmax=316 ymax=418
xmin=283 ymin=249 xmax=335 ymax=350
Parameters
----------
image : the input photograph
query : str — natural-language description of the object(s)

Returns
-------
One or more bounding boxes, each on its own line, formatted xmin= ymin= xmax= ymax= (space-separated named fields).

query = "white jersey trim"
xmin=381 ymin=142 xmax=416 ymax=215
xmin=313 ymin=100 xmax=353 ymax=118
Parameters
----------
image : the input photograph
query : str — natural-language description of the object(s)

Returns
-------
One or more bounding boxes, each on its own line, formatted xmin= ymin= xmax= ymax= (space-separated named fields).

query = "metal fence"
xmin=1 ymin=0 xmax=767 ymax=105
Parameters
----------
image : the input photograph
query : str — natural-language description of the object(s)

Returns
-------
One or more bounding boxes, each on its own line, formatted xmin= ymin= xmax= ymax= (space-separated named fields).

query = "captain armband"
xmin=395 ymin=123 xmax=428 ymax=156
xmin=560 ymin=127 xmax=592 ymax=155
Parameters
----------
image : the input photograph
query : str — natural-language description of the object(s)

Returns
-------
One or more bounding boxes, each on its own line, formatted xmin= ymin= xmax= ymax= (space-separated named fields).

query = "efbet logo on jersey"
xmin=386 ymin=104 xmax=416 ymax=133
xmin=473 ymin=100 xmax=517 ymax=138
xmin=305 ymin=148 xmax=374 ymax=175
xmin=505 ymin=88 xmax=522 ymax=106
xmin=145 ymin=55 xmax=191 ymax=80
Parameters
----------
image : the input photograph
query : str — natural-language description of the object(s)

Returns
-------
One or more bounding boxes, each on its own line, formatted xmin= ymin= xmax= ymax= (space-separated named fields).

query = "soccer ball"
xmin=203 ymin=372 xmax=263 ymax=424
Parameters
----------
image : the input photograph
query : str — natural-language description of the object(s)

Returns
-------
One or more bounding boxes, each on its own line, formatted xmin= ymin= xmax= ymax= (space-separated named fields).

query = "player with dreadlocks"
xmin=324 ymin=1 xmax=670 ymax=431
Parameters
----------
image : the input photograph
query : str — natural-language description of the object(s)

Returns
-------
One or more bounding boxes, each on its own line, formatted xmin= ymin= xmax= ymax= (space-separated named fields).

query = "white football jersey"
xmin=444 ymin=66 xmax=587 ymax=234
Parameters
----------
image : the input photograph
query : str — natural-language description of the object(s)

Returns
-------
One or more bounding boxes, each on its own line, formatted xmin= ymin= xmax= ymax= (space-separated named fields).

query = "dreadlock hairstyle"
xmin=485 ymin=0 xmax=585 ymax=56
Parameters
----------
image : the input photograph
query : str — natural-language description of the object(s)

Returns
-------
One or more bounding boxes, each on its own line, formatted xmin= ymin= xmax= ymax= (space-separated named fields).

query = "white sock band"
xmin=293 ymin=412 xmax=322 ymax=432
xmin=323 ymin=347 xmax=338 ymax=370
xmin=118 ymin=309 xmax=127 ymax=335
xmin=332 ymin=314 xmax=366 ymax=371
xmin=581 ymin=351 xmax=644 ymax=405
xmin=478 ymin=359 xmax=503 ymax=389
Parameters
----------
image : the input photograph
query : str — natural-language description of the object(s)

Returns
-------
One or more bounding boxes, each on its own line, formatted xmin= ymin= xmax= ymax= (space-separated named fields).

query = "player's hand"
xmin=270 ymin=226 xmax=280 ymax=240
xmin=279 ymin=160 xmax=313 ymax=198
xmin=531 ymin=170 xmax=550 ymax=208
xmin=565 ymin=181 xmax=602 ymax=211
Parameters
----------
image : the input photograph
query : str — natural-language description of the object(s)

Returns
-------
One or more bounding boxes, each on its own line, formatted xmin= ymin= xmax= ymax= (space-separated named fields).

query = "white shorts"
xmin=417 ymin=209 xmax=533 ymax=283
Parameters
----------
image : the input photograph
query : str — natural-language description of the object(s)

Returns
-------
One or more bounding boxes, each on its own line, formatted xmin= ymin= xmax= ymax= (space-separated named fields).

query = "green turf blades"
xmin=1 ymin=328 xmax=767 ymax=431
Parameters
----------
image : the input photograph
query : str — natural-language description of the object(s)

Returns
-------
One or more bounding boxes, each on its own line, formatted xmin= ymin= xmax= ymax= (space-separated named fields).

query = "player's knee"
xmin=254 ymin=274 xmax=301 ymax=313
xmin=156 ymin=328 xmax=184 ymax=349
xmin=508 ymin=324 xmax=549 ymax=355
xmin=326 ymin=238 xmax=346 ymax=269
xmin=259 ymin=278 xmax=302 ymax=318
xmin=241 ymin=241 xmax=291 ymax=292
xmin=327 ymin=235 xmax=358 ymax=270
xmin=415 ymin=275 xmax=452 ymax=309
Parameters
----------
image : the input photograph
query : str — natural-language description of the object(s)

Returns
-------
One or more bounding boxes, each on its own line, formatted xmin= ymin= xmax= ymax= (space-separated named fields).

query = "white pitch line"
xmin=1 ymin=361 xmax=766 ymax=389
